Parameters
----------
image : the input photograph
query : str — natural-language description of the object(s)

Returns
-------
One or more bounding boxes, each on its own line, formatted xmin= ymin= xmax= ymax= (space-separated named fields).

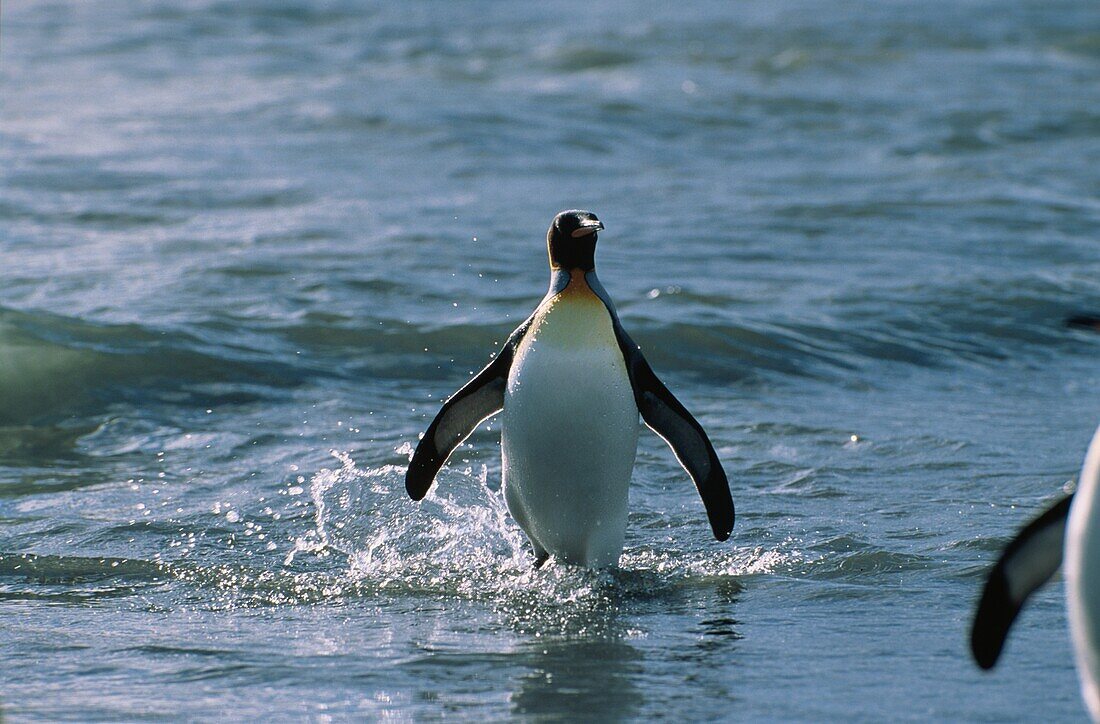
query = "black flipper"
xmin=612 ymin=324 xmax=735 ymax=541
xmin=405 ymin=318 xmax=533 ymax=500
xmin=970 ymin=493 xmax=1073 ymax=669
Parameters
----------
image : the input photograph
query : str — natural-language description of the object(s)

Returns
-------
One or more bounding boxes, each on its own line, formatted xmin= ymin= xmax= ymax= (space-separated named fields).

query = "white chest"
xmin=1066 ymin=432 xmax=1100 ymax=719
xmin=505 ymin=288 xmax=636 ymax=434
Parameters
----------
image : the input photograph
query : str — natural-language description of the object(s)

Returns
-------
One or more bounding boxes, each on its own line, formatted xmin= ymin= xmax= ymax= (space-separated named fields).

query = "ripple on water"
xmin=798 ymin=534 xmax=937 ymax=582
xmin=0 ymin=451 xmax=795 ymax=615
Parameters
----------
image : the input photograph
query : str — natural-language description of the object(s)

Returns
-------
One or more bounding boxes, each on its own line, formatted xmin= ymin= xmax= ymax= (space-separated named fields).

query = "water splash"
xmin=279 ymin=451 xmax=795 ymax=618
xmin=284 ymin=450 xmax=530 ymax=590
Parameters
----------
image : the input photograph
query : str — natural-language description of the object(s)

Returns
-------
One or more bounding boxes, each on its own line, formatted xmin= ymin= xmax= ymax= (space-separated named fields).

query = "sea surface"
xmin=2 ymin=0 xmax=1099 ymax=720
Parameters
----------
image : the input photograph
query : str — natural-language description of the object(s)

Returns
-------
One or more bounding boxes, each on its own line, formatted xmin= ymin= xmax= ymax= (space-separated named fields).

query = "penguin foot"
xmin=533 ymin=551 xmax=550 ymax=569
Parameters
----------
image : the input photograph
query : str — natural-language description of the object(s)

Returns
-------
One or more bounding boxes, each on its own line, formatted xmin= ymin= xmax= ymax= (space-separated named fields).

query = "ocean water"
xmin=2 ymin=0 xmax=1099 ymax=719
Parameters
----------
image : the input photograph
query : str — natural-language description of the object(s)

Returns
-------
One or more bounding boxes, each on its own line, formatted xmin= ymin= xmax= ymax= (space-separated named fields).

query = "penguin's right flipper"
xmin=970 ymin=493 xmax=1073 ymax=669
xmin=405 ymin=317 xmax=533 ymax=500
xmin=611 ymin=326 xmax=734 ymax=541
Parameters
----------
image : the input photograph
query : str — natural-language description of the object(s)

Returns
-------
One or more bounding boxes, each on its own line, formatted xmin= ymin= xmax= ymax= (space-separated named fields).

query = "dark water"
xmin=2 ymin=0 xmax=1099 ymax=719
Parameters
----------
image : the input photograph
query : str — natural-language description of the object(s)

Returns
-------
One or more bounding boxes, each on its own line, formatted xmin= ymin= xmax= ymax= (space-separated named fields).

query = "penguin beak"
xmin=571 ymin=219 xmax=604 ymax=238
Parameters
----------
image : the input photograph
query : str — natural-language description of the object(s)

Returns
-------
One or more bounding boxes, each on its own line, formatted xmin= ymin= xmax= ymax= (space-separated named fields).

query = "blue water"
xmin=2 ymin=0 xmax=1099 ymax=719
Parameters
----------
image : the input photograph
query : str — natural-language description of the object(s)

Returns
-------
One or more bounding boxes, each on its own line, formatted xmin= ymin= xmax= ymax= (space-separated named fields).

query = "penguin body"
xmin=405 ymin=210 xmax=734 ymax=567
xmin=502 ymin=269 xmax=639 ymax=566
xmin=1066 ymin=427 xmax=1100 ymax=719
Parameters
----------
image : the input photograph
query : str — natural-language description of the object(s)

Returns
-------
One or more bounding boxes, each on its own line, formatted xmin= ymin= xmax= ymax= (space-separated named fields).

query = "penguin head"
xmin=547 ymin=209 xmax=604 ymax=270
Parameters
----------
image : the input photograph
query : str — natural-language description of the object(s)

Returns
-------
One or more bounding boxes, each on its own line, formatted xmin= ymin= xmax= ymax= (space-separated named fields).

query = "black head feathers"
xmin=547 ymin=209 xmax=603 ymax=270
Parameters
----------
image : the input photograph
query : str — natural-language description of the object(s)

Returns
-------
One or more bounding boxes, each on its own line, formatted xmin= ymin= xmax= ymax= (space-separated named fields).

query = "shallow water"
xmin=2 ymin=0 xmax=1099 ymax=719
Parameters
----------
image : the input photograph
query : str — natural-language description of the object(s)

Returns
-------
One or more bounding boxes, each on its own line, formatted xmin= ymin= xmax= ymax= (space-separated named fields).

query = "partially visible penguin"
xmin=971 ymin=424 xmax=1100 ymax=720
xmin=405 ymin=210 xmax=734 ymax=568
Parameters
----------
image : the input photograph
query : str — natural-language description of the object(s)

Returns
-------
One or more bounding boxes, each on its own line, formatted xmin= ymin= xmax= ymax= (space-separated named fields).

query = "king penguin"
xmin=971 ymin=423 xmax=1100 ymax=720
xmin=405 ymin=210 xmax=735 ymax=567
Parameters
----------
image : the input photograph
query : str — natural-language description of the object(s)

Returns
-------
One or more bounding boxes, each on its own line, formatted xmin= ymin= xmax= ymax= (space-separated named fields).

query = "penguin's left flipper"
xmin=405 ymin=317 xmax=534 ymax=500
xmin=404 ymin=354 xmax=509 ymax=500
xmin=615 ymin=327 xmax=735 ymax=541
xmin=970 ymin=493 xmax=1073 ymax=669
